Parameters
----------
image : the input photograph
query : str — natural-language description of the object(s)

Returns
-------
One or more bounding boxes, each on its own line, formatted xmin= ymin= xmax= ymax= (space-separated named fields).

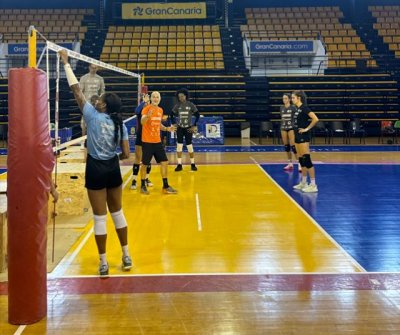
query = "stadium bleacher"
xmin=0 ymin=2 xmax=399 ymax=139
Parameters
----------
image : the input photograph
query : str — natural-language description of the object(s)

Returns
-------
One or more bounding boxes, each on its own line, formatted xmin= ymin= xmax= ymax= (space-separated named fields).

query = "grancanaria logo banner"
xmin=122 ymin=2 xmax=206 ymax=20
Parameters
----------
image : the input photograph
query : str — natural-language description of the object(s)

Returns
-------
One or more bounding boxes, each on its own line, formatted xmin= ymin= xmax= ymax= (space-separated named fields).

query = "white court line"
xmin=13 ymin=325 xmax=26 ymax=335
xmin=195 ymin=193 xmax=202 ymax=231
xmin=49 ymin=227 xmax=94 ymax=279
xmin=123 ymin=173 xmax=133 ymax=189
xmin=249 ymin=156 xmax=366 ymax=273
xmin=50 ymin=270 xmax=400 ymax=280
xmin=249 ymin=140 xmax=258 ymax=146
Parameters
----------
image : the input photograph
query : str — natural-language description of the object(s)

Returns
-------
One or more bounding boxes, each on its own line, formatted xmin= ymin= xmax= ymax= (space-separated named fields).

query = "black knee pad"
xmin=133 ymin=163 xmax=140 ymax=175
xmin=303 ymin=154 xmax=313 ymax=168
xmin=299 ymin=156 xmax=305 ymax=167
xmin=284 ymin=144 xmax=291 ymax=152
xmin=291 ymin=145 xmax=297 ymax=154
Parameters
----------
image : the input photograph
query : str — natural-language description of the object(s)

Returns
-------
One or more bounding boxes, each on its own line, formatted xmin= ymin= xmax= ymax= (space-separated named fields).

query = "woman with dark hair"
xmin=291 ymin=90 xmax=319 ymax=193
xmin=59 ymin=50 xmax=132 ymax=277
xmin=280 ymin=93 xmax=299 ymax=171
xmin=171 ymin=88 xmax=200 ymax=172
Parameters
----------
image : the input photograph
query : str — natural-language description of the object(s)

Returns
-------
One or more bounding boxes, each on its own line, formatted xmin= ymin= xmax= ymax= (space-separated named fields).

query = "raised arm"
xmin=59 ymin=50 xmax=86 ymax=112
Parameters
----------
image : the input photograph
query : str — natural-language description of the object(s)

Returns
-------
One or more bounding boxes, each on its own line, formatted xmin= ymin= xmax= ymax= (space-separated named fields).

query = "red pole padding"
xmin=7 ymin=68 xmax=55 ymax=325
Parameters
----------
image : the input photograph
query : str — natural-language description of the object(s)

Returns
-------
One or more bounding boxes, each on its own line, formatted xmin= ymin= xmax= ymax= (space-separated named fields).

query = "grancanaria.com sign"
xmin=122 ymin=2 xmax=206 ymax=19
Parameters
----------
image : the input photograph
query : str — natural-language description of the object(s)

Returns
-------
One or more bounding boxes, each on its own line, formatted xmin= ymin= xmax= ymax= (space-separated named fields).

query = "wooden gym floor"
xmin=0 ymin=140 xmax=400 ymax=334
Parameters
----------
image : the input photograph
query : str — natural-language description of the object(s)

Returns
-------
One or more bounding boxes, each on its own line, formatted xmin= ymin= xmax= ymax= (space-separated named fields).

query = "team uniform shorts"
xmin=85 ymin=154 xmax=122 ymax=190
xmin=141 ymin=142 xmax=168 ymax=165
xmin=135 ymin=130 xmax=142 ymax=146
xmin=176 ymin=126 xmax=193 ymax=145
xmin=294 ymin=128 xmax=311 ymax=144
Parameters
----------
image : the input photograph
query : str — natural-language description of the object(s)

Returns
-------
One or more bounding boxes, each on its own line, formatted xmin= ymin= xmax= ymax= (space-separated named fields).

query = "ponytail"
xmin=103 ymin=92 xmax=123 ymax=144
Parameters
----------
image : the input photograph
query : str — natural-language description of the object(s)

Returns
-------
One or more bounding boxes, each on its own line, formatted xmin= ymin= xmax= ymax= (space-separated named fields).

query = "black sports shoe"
xmin=122 ymin=256 xmax=133 ymax=271
xmin=130 ymin=180 xmax=137 ymax=190
xmin=141 ymin=185 xmax=149 ymax=195
xmin=99 ymin=263 xmax=109 ymax=278
xmin=175 ymin=164 xmax=183 ymax=172
xmin=145 ymin=178 xmax=153 ymax=187
xmin=191 ymin=164 xmax=198 ymax=171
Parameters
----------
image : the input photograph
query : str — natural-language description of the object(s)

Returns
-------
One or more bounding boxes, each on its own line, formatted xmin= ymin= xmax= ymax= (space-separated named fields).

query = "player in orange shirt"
xmin=140 ymin=91 xmax=177 ymax=195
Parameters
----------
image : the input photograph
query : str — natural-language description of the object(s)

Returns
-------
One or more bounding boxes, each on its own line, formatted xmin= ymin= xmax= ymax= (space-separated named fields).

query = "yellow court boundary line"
xmin=249 ymin=156 xmax=366 ymax=273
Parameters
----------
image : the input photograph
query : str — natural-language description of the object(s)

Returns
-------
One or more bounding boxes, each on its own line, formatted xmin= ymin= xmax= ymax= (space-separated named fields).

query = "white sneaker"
xmin=302 ymin=184 xmax=318 ymax=193
xmin=293 ymin=182 xmax=307 ymax=190
xmin=130 ymin=180 xmax=137 ymax=190
xmin=283 ymin=164 xmax=293 ymax=170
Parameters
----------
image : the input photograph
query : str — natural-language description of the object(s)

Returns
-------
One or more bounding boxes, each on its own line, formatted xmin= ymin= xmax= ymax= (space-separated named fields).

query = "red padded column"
xmin=7 ymin=68 xmax=54 ymax=324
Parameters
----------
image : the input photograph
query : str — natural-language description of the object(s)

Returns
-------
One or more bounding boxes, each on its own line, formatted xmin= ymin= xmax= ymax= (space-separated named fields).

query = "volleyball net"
xmin=30 ymin=28 xmax=142 ymax=151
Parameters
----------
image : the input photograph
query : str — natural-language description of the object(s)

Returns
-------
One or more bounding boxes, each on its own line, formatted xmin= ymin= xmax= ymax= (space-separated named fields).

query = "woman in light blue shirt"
xmin=59 ymin=50 xmax=131 ymax=278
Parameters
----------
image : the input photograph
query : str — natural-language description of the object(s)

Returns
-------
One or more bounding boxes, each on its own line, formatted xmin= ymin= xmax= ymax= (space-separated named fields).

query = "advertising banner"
xmin=122 ymin=2 xmax=206 ymax=20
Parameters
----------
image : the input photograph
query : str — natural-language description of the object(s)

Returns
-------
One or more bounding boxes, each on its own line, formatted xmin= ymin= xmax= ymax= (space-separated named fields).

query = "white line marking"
xmin=249 ymin=156 xmax=366 ymax=273
xmin=195 ymin=193 xmax=202 ymax=231
xmin=123 ymin=174 xmax=133 ymax=189
xmin=46 ymin=271 xmax=400 ymax=280
xmin=249 ymin=140 xmax=258 ymax=146
xmin=13 ymin=326 xmax=26 ymax=335
xmin=49 ymin=227 xmax=94 ymax=279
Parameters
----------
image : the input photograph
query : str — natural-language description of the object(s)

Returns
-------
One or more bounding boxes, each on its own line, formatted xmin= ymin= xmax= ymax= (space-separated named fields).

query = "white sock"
xmin=310 ymin=178 xmax=316 ymax=186
xmin=178 ymin=158 xmax=182 ymax=164
xmin=122 ymin=245 xmax=130 ymax=257
xmin=288 ymin=160 xmax=292 ymax=164
xmin=302 ymin=176 xmax=307 ymax=184
xmin=146 ymin=174 xmax=149 ymax=179
xmin=190 ymin=158 xmax=195 ymax=164
xmin=99 ymin=253 xmax=107 ymax=266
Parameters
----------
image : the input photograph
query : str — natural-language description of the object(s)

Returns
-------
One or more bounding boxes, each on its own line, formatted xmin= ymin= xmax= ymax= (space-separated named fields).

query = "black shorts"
xmin=176 ymin=126 xmax=193 ymax=145
xmin=281 ymin=128 xmax=294 ymax=132
xmin=135 ymin=130 xmax=142 ymax=146
xmin=85 ymin=154 xmax=122 ymax=190
xmin=142 ymin=142 xmax=168 ymax=165
xmin=294 ymin=129 xmax=311 ymax=144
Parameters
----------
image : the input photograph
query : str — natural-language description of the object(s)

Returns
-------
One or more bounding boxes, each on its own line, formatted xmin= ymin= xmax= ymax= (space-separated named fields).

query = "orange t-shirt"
xmin=141 ymin=104 xmax=164 ymax=143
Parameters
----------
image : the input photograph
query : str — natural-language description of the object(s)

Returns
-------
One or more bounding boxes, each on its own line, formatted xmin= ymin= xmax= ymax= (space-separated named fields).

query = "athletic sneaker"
xmin=99 ymin=263 xmax=109 ymax=278
xmin=122 ymin=255 xmax=133 ymax=271
xmin=283 ymin=164 xmax=293 ymax=170
xmin=293 ymin=182 xmax=307 ymax=190
xmin=175 ymin=164 xmax=183 ymax=172
xmin=302 ymin=184 xmax=318 ymax=193
xmin=146 ymin=178 xmax=153 ymax=187
xmin=163 ymin=186 xmax=177 ymax=194
xmin=130 ymin=180 xmax=137 ymax=190
xmin=191 ymin=164 xmax=198 ymax=171
xmin=140 ymin=185 xmax=149 ymax=195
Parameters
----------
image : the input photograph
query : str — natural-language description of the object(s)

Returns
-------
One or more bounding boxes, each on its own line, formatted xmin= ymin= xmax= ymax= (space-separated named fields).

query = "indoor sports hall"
xmin=0 ymin=0 xmax=399 ymax=334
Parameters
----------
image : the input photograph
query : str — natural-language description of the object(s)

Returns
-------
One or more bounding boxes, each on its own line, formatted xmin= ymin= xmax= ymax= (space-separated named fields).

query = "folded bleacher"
xmin=370 ymin=5 xmax=400 ymax=59
xmin=100 ymin=25 xmax=224 ymax=70
xmin=0 ymin=8 xmax=93 ymax=44
xmin=241 ymin=7 xmax=377 ymax=69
